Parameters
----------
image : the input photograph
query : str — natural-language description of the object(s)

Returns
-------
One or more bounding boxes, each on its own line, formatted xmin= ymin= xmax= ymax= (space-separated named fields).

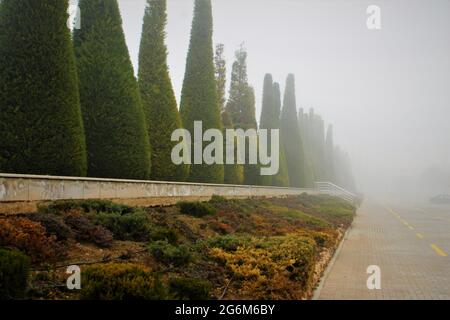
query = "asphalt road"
xmin=317 ymin=200 xmax=450 ymax=299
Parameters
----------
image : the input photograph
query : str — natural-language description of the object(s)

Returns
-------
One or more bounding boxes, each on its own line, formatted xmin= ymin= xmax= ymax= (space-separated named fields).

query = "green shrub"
xmin=39 ymin=200 xmax=133 ymax=215
xmin=148 ymin=241 xmax=191 ymax=267
xmin=92 ymin=211 xmax=151 ymax=242
xmin=81 ymin=263 xmax=166 ymax=300
xmin=178 ymin=201 xmax=217 ymax=217
xmin=209 ymin=195 xmax=227 ymax=204
xmin=149 ymin=225 xmax=178 ymax=245
xmin=64 ymin=214 xmax=113 ymax=248
xmin=28 ymin=213 xmax=73 ymax=241
xmin=0 ymin=248 xmax=30 ymax=300
xmin=206 ymin=234 xmax=251 ymax=252
xmin=169 ymin=277 xmax=211 ymax=300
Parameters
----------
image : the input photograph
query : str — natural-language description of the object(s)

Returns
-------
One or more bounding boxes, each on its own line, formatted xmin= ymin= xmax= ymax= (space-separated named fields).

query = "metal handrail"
xmin=315 ymin=181 xmax=358 ymax=204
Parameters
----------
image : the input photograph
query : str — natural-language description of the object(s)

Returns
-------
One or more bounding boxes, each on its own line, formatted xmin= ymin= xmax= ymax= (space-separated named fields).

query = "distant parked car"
xmin=430 ymin=194 xmax=450 ymax=204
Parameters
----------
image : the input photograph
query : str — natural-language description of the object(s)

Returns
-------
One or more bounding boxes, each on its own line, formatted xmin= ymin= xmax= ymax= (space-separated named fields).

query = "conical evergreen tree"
xmin=304 ymin=109 xmax=326 ymax=181
xmin=272 ymin=82 xmax=290 ymax=187
xmin=225 ymin=46 xmax=258 ymax=185
xmin=180 ymin=0 xmax=224 ymax=183
xmin=139 ymin=0 xmax=188 ymax=181
xmin=259 ymin=74 xmax=275 ymax=186
xmin=215 ymin=44 xmax=227 ymax=114
xmin=222 ymin=110 xmax=244 ymax=184
xmin=226 ymin=46 xmax=257 ymax=130
xmin=325 ymin=124 xmax=335 ymax=183
xmin=260 ymin=74 xmax=277 ymax=131
xmin=0 ymin=0 xmax=87 ymax=176
xmin=215 ymin=44 xmax=243 ymax=184
xmin=334 ymin=147 xmax=356 ymax=192
xmin=280 ymin=74 xmax=313 ymax=187
xmin=73 ymin=0 xmax=151 ymax=180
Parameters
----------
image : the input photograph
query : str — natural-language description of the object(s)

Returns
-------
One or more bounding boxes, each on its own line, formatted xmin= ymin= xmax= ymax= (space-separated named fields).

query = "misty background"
xmin=111 ymin=0 xmax=449 ymax=201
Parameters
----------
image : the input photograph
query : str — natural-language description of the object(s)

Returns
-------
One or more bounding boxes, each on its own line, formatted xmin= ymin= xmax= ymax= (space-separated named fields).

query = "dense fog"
xmin=114 ymin=0 xmax=450 ymax=201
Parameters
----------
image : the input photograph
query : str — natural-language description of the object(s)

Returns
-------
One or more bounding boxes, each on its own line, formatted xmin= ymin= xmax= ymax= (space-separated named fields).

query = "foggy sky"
xmin=115 ymin=0 xmax=450 ymax=196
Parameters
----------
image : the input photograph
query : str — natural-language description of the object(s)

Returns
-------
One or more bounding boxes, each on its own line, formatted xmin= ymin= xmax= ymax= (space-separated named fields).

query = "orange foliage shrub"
xmin=0 ymin=217 xmax=66 ymax=264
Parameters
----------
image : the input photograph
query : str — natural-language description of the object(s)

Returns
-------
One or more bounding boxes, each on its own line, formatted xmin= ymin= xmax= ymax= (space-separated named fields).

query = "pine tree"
xmin=215 ymin=44 xmax=243 ymax=184
xmin=280 ymin=74 xmax=313 ymax=187
xmin=215 ymin=44 xmax=227 ymax=114
xmin=180 ymin=0 xmax=224 ymax=183
xmin=225 ymin=46 xmax=258 ymax=185
xmin=73 ymin=0 xmax=151 ymax=180
xmin=0 ymin=0 xmax=87 ymax=176
xmin=139 ymin=0 xmax=188 ymax=181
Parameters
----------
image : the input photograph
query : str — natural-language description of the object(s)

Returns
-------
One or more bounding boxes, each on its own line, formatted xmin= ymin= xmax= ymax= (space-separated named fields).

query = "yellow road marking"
xmin=430 ymin=244 xmax=448 ymax=257
xmin=387 ymin=206 xmax=448 ymax=257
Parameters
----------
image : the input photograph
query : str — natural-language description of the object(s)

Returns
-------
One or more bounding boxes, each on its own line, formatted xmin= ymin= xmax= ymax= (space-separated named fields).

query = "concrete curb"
xmin=312 ymin=223 xmax=353 ymax=300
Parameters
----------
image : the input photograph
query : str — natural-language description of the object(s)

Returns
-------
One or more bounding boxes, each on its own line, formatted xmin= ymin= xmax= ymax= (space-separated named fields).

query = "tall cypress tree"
xmin=215 ymin=44 xmax=243 ymax=184
xmin=280 ymin=74 xmax=313 ymax=187
xmin=334 ymin=146 xmax=356 ymax=192
xmin=73 ymin=0 xmax=151 ymax=180
xmin=225 ymin=46 xmax=258 ymax=185
xmin=303 ymin=109 xmax=326 ymax=181
xmin=259 ymin=74 xmax=276 ymax=186
xmin=0 ymin=0 xmax=87 ymax=176
xmin=180 ymin=0 xmax=224 ymax=183
xmin=139 ymin=0 xmax=188 ymax=181
xmin=272 ymin=82 xmax=290 ymax=187
xmin=260 ymin=76 xmax=289 ymax=187
xmin=325 ymin=124 xmax=335 ymax=183
xmin=215 ymin=44 xmax=227 ymax=114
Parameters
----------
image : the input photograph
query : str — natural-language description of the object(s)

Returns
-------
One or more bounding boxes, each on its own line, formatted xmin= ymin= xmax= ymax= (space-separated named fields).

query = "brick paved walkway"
xmin=317 ymin=201 xmax=450 ymax=299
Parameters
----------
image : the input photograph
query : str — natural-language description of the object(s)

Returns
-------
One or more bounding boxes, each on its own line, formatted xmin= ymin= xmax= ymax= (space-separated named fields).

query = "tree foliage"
xmin=225 ymin=46 xmax=258 ymax=185
xmin=74 ymin=0 xmax=151 ymax=180
xmin=180 ymin=0 xmax=224 ymax=183
xmin=325 ymin=124 xmax=335 ymax=183
xmin=280 ymin=74 xmax=313 ymax=187
xmin=0 ymin=0 xmax=87 ymax=176
xmin=333 ymin=147 xmax=356 ymax=192
xmin=259 ymin=78 xmax=290 ymax=187
xmin=271 ymin=82 xmax=290 ymax=187
xmin=300 ymin=108 xmax=327 ymax=182
xmin=139 ymin=0 xmax=188 ymax=181
xmin=215 ymin=44 xmax=244 ymax=184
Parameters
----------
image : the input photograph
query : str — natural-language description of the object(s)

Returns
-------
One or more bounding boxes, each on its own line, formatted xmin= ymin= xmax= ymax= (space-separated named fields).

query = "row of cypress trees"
xmin=0 ymin=0 xmax=354 ymax=190
xmin=0 ymin=0 xmax=186 ymax=181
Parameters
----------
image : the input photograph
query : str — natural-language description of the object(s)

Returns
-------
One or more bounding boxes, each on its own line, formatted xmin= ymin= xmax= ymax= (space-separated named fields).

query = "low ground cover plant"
xmin=1 ymin=195 xmax=355 ymax=300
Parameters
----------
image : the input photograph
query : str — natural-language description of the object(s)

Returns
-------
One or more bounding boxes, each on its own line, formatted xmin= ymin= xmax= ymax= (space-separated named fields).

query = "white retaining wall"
xmin=0 ymin=173 xmax=316 ymax=203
